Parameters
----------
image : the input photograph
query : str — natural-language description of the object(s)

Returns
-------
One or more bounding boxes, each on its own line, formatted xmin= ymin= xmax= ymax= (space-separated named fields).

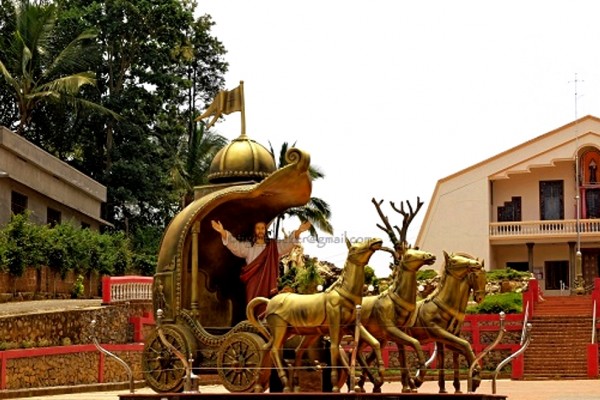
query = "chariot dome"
xmin=207 ymin=133 xmax=276 ymax=184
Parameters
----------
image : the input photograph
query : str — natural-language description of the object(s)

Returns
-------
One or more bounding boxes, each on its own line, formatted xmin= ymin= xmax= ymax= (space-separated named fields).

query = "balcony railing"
xmin=490 ymin=219 xmax=600 ymax=240
xmin=102 ymin=276 xmax=153 ymax=304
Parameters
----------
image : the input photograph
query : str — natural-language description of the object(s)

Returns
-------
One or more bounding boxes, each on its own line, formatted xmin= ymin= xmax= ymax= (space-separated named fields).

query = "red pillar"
xmin=511 ymin=347 xmax=524 ymax=379
xmin=98 ymin=352 xmax=105 ymax=383
xmin=102 ymin=276 xmax=112 ymax=304
xmin=588 ymin=343 xmax=598 ymax=378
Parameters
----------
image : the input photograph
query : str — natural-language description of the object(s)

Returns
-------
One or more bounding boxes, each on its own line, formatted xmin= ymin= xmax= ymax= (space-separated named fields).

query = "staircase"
xmin=523 ymin=295 xmax=594 ymax=379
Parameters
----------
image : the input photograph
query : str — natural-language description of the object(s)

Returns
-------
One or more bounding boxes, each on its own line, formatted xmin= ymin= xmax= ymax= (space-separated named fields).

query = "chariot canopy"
xmin=154 ymin=147 xmax=312 ymax=328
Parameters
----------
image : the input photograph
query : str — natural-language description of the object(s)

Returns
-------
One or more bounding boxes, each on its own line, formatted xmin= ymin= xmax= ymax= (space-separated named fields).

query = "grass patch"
xmin=467 ymin=292 xmax=522 ymax=314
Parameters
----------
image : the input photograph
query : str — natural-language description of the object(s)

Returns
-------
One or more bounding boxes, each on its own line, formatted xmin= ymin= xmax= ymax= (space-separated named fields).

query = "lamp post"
xmin=572 ymin=74 xmax=586 ymax=294
xmin=574 ymin=135 xmax=585 ymax=294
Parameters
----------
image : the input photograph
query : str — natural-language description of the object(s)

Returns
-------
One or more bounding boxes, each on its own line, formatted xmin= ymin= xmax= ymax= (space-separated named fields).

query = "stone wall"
xmin=0 ymin=302 xmax=151 ymax=392
xmin=0 ymin=302 xmax=150 ymax=347
xmin=6 ymin=352 xmax=99 ymax=389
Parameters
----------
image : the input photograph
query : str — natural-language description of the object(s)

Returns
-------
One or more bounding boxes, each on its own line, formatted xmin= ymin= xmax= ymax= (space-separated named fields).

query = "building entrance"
xmin=582 ymin=250 xmax=600 ymax=292
xmin=544 ymin=260 xmax=569 ymax=293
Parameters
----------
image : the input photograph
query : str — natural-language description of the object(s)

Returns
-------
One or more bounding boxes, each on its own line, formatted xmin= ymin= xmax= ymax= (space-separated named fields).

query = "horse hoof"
xmin=402 ymin=387 xmax=412 ymax=393
xmin=455 ymin=390 xmax=463 ymax=394
xmin=413 ymin=376 xmax=424 ymax=388
xmin=439 ymin=389 xmax=448 ymax=394
xmin=252 ymin=384 xmax=263 ymax=393
xmin=372 ymin=386 xmax=382 ymax=393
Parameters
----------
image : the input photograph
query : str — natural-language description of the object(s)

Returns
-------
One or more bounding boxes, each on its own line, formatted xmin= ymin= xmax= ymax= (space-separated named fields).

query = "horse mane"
xmin=423 ymin=258 xmax=447 ymax=302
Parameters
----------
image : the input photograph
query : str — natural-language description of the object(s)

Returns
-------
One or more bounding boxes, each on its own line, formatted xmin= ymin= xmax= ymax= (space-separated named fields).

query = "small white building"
xmin=0 ymin=126 xmax=109 ymax=229
xmin=416 ymin=115 xmax=600 ymax=295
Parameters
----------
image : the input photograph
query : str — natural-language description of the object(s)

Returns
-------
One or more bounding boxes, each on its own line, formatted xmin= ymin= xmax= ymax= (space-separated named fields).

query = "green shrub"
xmin=467 ymin=292 xmax=522 ymax=314
xmin=4 ymin=212 xmax=49 ymax=278
xmin=295 ymin=258 xmax=324 ymax=294
xmin=0 ymin=341 xmax=18 ymax=350
xmin=20 ymin=339 xmax=35 ymax=348
xmin=71 ymin=274 xmax=84 ymax=299
xmin=417 ymin=268 xmax=438 ymax=281
xmin=36 ymin=338 xmax=52 ymax=347
xmin=486 ymin=267 xmax=530 ymax=281
xmin=0 ymin=214 xmax=135 ymax=281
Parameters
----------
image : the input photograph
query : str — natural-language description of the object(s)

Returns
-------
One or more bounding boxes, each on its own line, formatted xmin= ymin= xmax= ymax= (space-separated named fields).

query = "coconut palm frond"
xmin=39 ymin=72 xmax=96 ymax=95
xmin=44 ymin=29 xmax=98 ymax=79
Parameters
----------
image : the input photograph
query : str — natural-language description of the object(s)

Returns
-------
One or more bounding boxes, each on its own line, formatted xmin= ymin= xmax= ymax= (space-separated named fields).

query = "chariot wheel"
xmin=217 ymin=332 xmax=271 ymax=392
xmin=142 ymin=324 xmax=197 ymax=393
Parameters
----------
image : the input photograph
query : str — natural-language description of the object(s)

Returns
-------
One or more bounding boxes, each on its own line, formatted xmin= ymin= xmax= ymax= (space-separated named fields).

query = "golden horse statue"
xmin=354 ymin=246 xmax=436 ymax=392
xmin=246 ymin=237 xmax=384 ymax=393
xmin=402 ymin=251 xmax=486 ymax=394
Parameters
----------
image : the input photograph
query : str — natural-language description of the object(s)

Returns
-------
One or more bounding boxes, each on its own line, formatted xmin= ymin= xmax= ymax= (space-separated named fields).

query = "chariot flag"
xmin=195 ymin=83 xmax=244 ymax=129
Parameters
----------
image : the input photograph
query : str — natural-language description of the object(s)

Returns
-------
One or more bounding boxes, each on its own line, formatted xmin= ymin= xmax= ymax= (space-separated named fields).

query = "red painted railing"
xmin=0 ymin=343 xmax=143 ymax=390
xmin=590 ymin=277 xmax=600 ymax=378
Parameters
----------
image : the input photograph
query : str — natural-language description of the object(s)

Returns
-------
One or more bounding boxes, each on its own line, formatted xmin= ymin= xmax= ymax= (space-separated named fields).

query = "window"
xmin=81 ymin=222 xmax=91 ymax=229
xmin=11 ymin=191 xmax=28 ymax=215
xmin=585 ymin=188 xmax=600 ymax=218
xmin=498 ymin=196 xmax=522 ymax=222
xmin=540 ymin=181 xmax=564 ymax=220
xmin=46 ymin=208 xmax=61 ymax=226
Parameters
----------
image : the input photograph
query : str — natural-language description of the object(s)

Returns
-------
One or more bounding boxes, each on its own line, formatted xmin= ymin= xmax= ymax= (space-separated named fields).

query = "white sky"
xmin=198 ymin=1 xmax=600 ymax=276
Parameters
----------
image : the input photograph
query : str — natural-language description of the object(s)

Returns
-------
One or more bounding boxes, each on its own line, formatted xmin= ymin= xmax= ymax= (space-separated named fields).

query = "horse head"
xmin=399 ymin=247 xmax=436 ymax=273
xmin=443 ymin=251 xmax=481 ymax=279
xmin=468 ymin=260 xmax=486 ymax=304
xmin=345 ymin=237 xmax=384 ymax=266
xmin=443 ymin=251 xmax=486 ymax=304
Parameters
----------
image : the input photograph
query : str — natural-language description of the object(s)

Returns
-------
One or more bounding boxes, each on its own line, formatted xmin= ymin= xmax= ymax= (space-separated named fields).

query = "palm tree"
xmin=269 ymin=141 xmax=334 ymax=238
xmin=0 ymin=0 xmax=116 ymax=135
xmin=168 ymin=121 xmax=228 ymax=207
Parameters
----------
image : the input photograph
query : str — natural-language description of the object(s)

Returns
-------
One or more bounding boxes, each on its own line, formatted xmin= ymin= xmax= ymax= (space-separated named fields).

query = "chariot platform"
xmin=119 ymin=392 xmax=506 ymax=400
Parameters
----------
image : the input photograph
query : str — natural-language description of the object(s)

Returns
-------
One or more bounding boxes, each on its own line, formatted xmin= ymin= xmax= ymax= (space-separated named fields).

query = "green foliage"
xmin=364 ymin=265 xmax=376 ymax=285
xmin=3 ymin=212 xmax=49 ymax=277
xmin=0 ymin=341 xmax=18 ymax=351
xmin=364 ymin=265 xmax=380 ymax=291
xmin=486 ymin=267 xmax=531 ymax=281
xmin=132 ymin=253 xmax=158 ymax=277
xmin=278 ymin=266 xmax=297 ymax=291
xmin=466 ymin=292 xmax=522 ymax=314
xmin=20 ymin=339 xmax=35 ymax=349
xmin=416 ymin=268 xmax=438 ymax=281
xmin=278 ymin=257 xmax=325 ymax=294
xmin=0 ymin=0 xmax=113 ymax=135
xmin=294 ymin=258 xmax=325 ymax=294
xmin=0 ymin=0 xmax=229 ymax=247
xmin=0 ymin=215 xmax=135 ymax=281
xmin=47 ymin=221 xmax=90 ymax=278
xmin=71 ymin=274 xmax=84 ymax=299
xmin=47 ymin=0 xmax=229 ymax=238
xmin=270 ymin=141 xmax=333 ymax=239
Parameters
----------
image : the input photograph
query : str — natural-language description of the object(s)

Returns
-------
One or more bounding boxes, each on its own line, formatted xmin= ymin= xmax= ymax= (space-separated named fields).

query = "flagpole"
xmin=239 ymin=81 xmax=247 ymax=138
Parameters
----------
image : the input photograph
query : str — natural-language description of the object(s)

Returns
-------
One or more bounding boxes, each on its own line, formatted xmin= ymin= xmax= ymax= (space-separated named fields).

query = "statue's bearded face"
xmin=254 ymin=222 xmax=267 ymax=241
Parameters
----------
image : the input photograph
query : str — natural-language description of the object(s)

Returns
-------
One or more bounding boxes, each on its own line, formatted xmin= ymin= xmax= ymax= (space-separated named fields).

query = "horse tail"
xmin=246 ymin=297 xmax=271 ymax=340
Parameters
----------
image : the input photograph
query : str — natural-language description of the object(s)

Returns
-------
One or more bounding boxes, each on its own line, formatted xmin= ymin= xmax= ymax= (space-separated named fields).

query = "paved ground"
xmin=21 ymin=379 xmax=600 ymax=400
xmin=0 ymin=299 xmax=103 ymax=316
